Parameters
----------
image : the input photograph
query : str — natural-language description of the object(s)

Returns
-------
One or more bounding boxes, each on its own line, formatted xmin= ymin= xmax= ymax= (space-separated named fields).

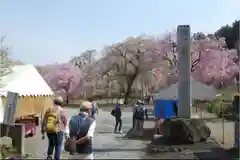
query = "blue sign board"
xmin=154 ymin=100 xmax=177 ymax=119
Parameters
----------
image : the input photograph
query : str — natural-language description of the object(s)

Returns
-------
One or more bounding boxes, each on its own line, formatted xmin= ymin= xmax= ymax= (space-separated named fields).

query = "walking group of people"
xmin=111 ymin=100 xmax=148 ymax=135
xmin=41 ymin=97 xmax=148 ymax=160
xmin=132 ymin=100 xmax=148 ymax=135
xmin=41 ymin=96 xmax=98 ymax=160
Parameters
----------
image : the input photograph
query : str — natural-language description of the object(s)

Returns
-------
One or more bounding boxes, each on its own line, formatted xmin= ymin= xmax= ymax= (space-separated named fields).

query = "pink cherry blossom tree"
xmin=36 ymin=63 xmax=62 ymax=77
xmin=43 ymin=63 xmax=83 ymax=104
xmin=84 ymin=33 xmax=239 ymax=102
xmin=192 ymin=49 xmax=239 ymax=88
xmin=87 ymin=36 xmax=163 ymax=103
xmin=153 ymin=35 xmax=239 ymax=88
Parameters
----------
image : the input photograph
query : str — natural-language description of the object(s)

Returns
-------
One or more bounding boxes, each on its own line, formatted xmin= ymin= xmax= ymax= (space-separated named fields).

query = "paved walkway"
xmin=24 ymin=108 xmax=149 ymax=159
xmin=93 ymin=110 xmax=148 ymax=159
xmin=24 ymin=107 xmax=235 ymax=159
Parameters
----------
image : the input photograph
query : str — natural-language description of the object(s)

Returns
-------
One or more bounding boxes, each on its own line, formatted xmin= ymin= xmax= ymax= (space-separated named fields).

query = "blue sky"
xmin=0 ymin=0 xmax=239 ymax=65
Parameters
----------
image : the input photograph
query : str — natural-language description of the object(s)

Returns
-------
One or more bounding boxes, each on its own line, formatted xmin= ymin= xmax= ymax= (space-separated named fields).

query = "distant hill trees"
xmin=215 ymin=20 xmax=239 ymax=49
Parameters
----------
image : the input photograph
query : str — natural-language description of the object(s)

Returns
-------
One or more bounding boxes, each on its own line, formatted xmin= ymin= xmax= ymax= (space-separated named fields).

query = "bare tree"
xmin=70 ymin=49 xmax=96 ymax=69
xmin=0 ymin=37 xmax=14 ymax=87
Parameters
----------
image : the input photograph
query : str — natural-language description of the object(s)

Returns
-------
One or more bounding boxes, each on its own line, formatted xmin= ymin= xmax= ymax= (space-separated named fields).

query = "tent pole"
xmin=177 ymin=25 xmax=191 ymax=118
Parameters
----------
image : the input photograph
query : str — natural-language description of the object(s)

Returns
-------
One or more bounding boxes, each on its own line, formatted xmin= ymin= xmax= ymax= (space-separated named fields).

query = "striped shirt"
xmin=58 ymin=106 xmax=68 ymax=132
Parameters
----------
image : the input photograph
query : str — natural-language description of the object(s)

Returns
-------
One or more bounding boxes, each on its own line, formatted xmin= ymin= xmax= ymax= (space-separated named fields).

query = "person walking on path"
xmin=114 ymin=101 xmax=123 ymax=134
xmin=133 ymin=100 xmax=146 ymax=135
xmin=88 ymin=98 xmax=98 ymax=119
xmin=132 ymin=100 xmax=145 ymax=129
xmin=132 ymin=101 xmax=138 ymax=130
xmin=41 ymin=96 xmax=67 ymax=160
xmin=65 ymin=101 xmax=96 ymax=160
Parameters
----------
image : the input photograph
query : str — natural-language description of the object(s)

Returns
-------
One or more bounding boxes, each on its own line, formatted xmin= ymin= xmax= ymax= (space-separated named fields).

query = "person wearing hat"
xmin=133 ymin=100 xmax=146 ymax=135
xmin=41 ymin=96 xmax=67 ymax=160
xmin=64 ymin=100 xmax=96 ymax=159
xmin=113 ymin=100 xmax=123 ymax=133
xmin=88 ymin=98 xmax=99 ymax=119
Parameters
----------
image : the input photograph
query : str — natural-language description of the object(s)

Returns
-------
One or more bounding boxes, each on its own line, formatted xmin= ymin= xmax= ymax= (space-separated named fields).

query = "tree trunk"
xmin=124 ymin=71 xmax=138 ymax=104
xmin=66 ymin=94 xmax=69 ymax=104
xmin=124 ymin=82 xmax=131 ymax=105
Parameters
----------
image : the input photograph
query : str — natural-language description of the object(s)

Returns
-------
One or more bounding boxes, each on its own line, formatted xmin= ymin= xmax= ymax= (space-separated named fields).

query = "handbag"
xmin=64 ymin=137 xmax=77 ymax=154
xmin=111 ymin=109 xmax=116 ymax=116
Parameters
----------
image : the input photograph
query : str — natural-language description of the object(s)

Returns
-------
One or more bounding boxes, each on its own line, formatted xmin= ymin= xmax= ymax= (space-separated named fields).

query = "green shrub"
xmin=207 ymin=100 xmax=233 ymax=117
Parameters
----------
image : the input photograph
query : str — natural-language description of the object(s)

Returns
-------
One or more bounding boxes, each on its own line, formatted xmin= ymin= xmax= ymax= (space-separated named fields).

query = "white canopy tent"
xmin=0 ymin=64 xmax=54 ymax=121
xmin=0 ymin=64 xmax=53 ymax=96
xmin=156 ymin=77 xmax=217 ymax=101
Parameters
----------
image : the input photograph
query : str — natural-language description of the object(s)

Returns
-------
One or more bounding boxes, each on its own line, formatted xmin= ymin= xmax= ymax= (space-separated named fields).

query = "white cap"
xmin=53 ymin=96 xmax=64 ymax=105
xmin=118 ymin=99 xmax=124 ymax=104
xmin=80 ymin=101 xmax=92 ymax=109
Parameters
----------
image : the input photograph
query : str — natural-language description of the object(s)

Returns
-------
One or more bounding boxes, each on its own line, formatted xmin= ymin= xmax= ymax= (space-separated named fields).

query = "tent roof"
xmin=0 ymin=64 xmax=53 ymax=96
xmin=156 ymin=77 xmax=217 ymax=100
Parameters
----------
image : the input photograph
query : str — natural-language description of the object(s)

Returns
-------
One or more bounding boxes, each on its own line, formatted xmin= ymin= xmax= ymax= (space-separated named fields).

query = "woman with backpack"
xmin=41 ymin=96 xmax=67 ymax=160
xmin=111 ymin=100 xmax=123 ymax=134
xmin=133 ymin=100 xmax=145 ymax=135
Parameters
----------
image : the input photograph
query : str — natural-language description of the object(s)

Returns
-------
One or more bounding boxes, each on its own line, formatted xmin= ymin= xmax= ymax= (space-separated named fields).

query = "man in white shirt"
xmin=65 ymin=101 xmax=96 ymax=160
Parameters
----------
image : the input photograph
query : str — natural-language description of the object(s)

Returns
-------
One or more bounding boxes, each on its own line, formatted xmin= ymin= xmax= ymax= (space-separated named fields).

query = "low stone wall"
xmin=0 ymin=123 xmax=24 ymax=155
xmin=69 ymin=98 xmax=124 ymax=105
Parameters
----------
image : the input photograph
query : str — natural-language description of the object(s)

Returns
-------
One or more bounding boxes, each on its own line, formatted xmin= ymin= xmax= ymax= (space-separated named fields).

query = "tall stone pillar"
xmin=177 ymin=25 xmax=192 ymax=118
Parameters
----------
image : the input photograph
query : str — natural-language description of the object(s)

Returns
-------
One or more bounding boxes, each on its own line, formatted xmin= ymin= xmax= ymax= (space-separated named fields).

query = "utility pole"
xmin=237 ymin=22 xmax=240 ymax=93
xmin=177 ymin=25 xmax=192 ymax=118
xmin=234 ymin=20 xmax=240 ymax=150
xmin=0 ymin=38 xmax=3 ymax=78
xmin=141 ymin=78 xmax=144 ymax=100
xmin=86 ymin=49 xmax=95 ymax=65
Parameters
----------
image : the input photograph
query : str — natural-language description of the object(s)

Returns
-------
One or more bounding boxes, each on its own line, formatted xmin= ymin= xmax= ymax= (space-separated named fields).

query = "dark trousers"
xmin=91 ymin=114 xmax=96 ymax=119
xmin=47 ymin=131 xmax=63 ymax=160
xmin=114 ymin=117 xmax=122 ymax=132
xmin=132 ymin=116 xmax=136 ymax=129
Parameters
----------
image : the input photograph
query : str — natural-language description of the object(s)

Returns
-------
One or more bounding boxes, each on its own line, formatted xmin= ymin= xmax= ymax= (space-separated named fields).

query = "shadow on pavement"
xmin=93 ymin=147 xmax=146 ymax=152
xmin=96 ymin=131 xmax=115 ymax=134
xmin=119 ymin=128 xmax=155 ymax=141
xmin=226 ymin=147 xmax=239 ymax=159
xmin=147 ymin=136 xmax=234 ymax=159
xmin=194 ymin=147 xmax=235 ymax=160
